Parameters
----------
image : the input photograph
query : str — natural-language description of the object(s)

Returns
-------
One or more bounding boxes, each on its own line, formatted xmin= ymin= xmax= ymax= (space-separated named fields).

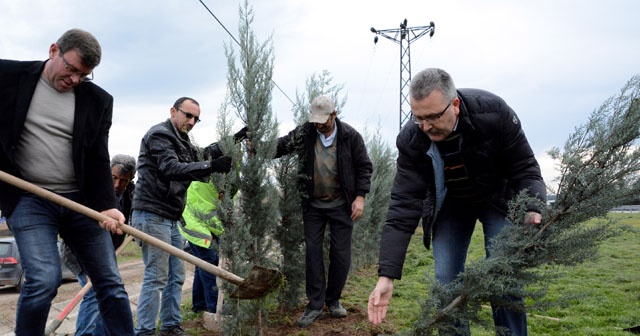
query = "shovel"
xmin=0 ymin=170 xmax=281 ymax=299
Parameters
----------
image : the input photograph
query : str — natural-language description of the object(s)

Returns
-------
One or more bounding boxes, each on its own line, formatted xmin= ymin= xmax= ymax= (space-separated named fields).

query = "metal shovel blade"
xmin=230 ymin=265 xmax=282 ymax=299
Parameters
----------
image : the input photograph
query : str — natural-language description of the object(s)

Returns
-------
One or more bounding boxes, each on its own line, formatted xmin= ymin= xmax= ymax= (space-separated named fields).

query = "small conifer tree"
xmin=272 ymin=96 xmax=307 ymax=311
xmin=273 ymin=144 xmax=305 ymax=310
xmin=352 ymin=123 xmax=396 ymax=270
xmin=218 ymin=1 xmax=279 ymax=334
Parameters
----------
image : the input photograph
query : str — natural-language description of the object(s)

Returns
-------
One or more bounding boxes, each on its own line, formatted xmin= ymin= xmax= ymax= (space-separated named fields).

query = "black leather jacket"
xmin=275 ymin=118 xmax=373 ymax=209
xmin=378 ymin=88 xmax=546 ymax=279
xmin=132 ymin=119 xmax=222 ymax=220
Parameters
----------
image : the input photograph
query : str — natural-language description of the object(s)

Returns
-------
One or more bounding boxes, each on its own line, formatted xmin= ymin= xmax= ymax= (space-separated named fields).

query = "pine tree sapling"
xmin=219 ymin=1 xmax=281 ymax=334
xmin=352 ymin=123 xmax=396 ymax=271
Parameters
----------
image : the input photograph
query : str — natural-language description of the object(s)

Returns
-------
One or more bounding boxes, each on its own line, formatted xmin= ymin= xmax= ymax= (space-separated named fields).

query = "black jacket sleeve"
xmin=377 ymin=127 xmax=433 ymax=279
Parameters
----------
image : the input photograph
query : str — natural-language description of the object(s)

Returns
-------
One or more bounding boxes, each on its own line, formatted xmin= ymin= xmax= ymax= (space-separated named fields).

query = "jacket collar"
xmin=455 ymin=90 xmax=478 ymax=135
xmin=15 ymin=61 xmax=47 ymax=120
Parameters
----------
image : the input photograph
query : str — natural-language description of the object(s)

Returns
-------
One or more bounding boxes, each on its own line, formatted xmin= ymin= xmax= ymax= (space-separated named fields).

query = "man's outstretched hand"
xmin=368 ymin=276 xmax=394 ymax=325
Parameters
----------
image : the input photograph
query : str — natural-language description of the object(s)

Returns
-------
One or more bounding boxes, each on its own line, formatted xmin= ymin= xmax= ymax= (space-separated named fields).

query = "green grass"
xmin=175 ymin=213 xmax=639 ymax=335
xmin=116 ymin=238 xmax=142 ymax=263
xmin=525 ymin=213 xmax=640 ymax=335
xmin=345 ymin=213 xmax=640 ymax=335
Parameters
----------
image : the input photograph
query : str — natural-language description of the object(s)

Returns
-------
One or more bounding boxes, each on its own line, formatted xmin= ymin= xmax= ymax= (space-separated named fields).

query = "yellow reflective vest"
xmin=179 ymin=180 xmax=224 ymax=249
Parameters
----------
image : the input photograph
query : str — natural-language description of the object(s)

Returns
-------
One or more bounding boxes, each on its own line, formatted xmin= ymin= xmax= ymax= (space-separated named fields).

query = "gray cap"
xmin=309 ymin=95 xmax=335 ymax=123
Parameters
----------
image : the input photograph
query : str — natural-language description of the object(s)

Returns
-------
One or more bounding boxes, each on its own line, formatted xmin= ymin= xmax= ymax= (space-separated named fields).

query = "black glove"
xmin=233 ymin=126 xmax=249 ymax=143
xmin=211 ymin=155 xmax=232 ymax=173
xmin=207 ymin=143 xmax=222 ymax=158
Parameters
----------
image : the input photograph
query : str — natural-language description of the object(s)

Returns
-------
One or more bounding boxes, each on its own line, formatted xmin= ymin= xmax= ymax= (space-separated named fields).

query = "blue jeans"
xmin=8 ymin=193 xmax=133 ymax=336
xmin=132 ymin=210 xmax=185 ymax=335
xmin=302 ymin=205 xmax=353 ymax=310
xmin=431 ymin=200 xmax=528 ymax=336
xmin=188 ymin=241 xmax=219 ymax=313
xmin=75 ymin=272 xmax=106 ymax=336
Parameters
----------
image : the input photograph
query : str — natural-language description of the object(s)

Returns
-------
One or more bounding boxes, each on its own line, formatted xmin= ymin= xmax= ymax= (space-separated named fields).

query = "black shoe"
xmin=135 ymin=331 xmax=156 ymax=336
xmin=328 ymin=301 xmax=347 ymax=318
xmin=158 ymin=325 xmax=187 ymax=336
xmin=297 ymin=308 xmax=323 ymax=327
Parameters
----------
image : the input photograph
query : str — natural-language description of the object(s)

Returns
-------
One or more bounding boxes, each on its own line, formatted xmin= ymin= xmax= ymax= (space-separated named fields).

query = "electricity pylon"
xmin=371 ymin=19 xmax=435 ymax=130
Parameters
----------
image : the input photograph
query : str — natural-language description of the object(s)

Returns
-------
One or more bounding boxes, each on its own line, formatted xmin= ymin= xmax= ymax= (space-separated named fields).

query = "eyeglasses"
xmin=412 ymin=99 xmax=453 ymax=125
xmin=60 ymin=53 xmax=93 ymax=81
xmin=177 ymin=108 xmax=201 ymax=123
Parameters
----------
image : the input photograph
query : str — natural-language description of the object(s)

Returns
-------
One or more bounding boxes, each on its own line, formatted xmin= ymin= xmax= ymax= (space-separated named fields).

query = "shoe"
xmin=297 ymin=308 xmax=323 ymax=327
xmin=329 ymin=301 xmax=347 ymax=318
xmin=135 ymin=331 xmax=156 ymax=336
xmin=158 ymin=325 xmax=187 ymax=336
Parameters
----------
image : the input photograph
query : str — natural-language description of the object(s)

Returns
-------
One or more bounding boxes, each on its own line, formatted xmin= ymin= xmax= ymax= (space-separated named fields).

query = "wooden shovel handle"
xmin=0 ymin=170 xmax=244 ymax=285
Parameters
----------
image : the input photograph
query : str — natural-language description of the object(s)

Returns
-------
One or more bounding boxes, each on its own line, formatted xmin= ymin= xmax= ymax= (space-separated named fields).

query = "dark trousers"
xmin=9 ymin=193 xmax=133 ymax=335
xmin=432 ymin=199 xmax=528 ymax=336
xmin=188 ymin=241 xmax=219 ymax=313
xmin=302 ymin=205 xmax=354 ymax=310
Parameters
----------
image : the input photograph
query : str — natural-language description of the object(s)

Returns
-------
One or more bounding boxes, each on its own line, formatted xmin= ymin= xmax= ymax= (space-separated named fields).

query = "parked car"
xmin=0 ymin=237 xmax=24 ymax=292
xmin=0 ymin=237 xmax=76 ymax=293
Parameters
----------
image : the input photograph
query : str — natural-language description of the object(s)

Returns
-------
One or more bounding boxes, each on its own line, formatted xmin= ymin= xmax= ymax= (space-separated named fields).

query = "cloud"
xmin=1 ymin=0 xmax=639 ymax=182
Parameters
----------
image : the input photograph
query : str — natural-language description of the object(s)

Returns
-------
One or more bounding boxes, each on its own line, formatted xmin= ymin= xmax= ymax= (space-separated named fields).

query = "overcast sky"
xmin=2 ymin=0 xmax=639 ymax=189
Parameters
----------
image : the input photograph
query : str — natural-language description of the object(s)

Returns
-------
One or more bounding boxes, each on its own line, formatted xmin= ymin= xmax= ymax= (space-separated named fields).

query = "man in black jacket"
xmin=0 ymin=28 xmax=134 ymax=335
xmin=276 ymin=95 xmax=373 ymax=327
xmin=368 ymin=68 xmax=545 ymax=336
xmin=131 ymin=97 xmax=234 ymax=336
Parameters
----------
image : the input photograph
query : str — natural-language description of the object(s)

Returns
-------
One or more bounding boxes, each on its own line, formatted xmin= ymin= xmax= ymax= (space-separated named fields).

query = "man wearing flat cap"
xmin=275 ymin=95 xmax=372 ymax=327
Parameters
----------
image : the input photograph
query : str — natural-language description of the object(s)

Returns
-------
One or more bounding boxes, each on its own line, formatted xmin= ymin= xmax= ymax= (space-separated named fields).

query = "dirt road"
xmin=0 ymin=259 xmax=195 ymax=336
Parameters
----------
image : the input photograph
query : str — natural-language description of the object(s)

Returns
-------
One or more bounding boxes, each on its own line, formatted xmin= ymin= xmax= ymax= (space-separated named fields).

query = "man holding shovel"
xmin=0 ymin=28 xmax=134 ymax=335
xmin=131 ymin=97 xmax=245 ymax=336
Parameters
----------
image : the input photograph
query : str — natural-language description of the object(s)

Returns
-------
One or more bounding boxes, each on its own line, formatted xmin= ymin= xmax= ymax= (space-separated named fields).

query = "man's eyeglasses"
xmin=412 ymin=99 xmax=453 ymax=125
xmin=177 ymin=108 xmax=201 ymax=123
xmin=60 ymin=53 xmax=93 ymax=81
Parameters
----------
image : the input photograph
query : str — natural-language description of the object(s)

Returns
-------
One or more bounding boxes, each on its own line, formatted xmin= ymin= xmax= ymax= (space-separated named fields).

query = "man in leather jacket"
xmin=131 ymin=97 xmax=234 ymax=336
xmin=368 ymin=68 xmax=546 ymax=336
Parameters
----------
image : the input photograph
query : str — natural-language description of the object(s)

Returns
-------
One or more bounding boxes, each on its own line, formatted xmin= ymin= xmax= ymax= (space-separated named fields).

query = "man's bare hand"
xmin=99 ymin=208 xmax=125 ymax=235
xmin=368 ymin=276 xmax=394 ymax=325
xmin=351 ymin=196 xmax=365 ymax=221
xmin=525 ymin=211 xmax=542 ymax=225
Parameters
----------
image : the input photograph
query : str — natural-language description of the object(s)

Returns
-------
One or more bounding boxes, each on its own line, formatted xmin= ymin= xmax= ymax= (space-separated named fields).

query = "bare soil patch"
xmin=183 ymin=304 xmax=395 ymax=335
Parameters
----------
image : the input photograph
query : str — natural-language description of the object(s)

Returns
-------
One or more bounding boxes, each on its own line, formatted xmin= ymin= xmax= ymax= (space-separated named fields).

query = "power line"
xmin=196 ymin=0 xmax=296 ymax=107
